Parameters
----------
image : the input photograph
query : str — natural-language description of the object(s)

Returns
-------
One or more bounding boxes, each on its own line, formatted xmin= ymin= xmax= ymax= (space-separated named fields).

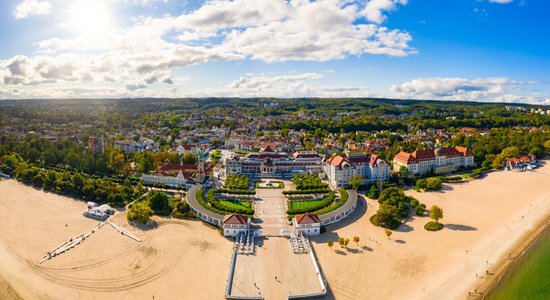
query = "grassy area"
xmin=219 ymin=199 xmax=252 ymax=210
xmin=289 ymin=199 xmax=325 ymax=211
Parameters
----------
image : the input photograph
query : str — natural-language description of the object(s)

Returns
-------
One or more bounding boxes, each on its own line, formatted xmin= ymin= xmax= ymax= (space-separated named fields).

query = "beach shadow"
xmin=445 ymin=223 xmax=477 ymax=231
xmin=129 ymin=220 xmax=159 ymax=231
xmin=361 ymin=245 xmax=373 ymax=252
xmin=346 ymin=248 xmax=361 ymax=254
xmin=442 ymin=185 xmax=454 ymax=191
xmin=394 ymin=223 xmax=414 ymax=233
xmin=334 ymin=250 xmax=347 ymax=256
xmin=394 ymin=239 xmax=406 ymax=244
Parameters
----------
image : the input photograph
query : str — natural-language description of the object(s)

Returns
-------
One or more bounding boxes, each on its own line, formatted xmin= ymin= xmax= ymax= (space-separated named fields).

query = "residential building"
xmin=114 ymin=140 xmax=144 ymax=154
xmin=88 ymin=136 xmax=104 ymax=154
xmin=393 ymin=146 xmax=475 ymax=175
xmin=222 ymin=213 xmax=250 ymax=237
xmin=324 ymin=153 xmax=391 ymax=188
xmin=293 ymin=213 xmax=321 ymax=236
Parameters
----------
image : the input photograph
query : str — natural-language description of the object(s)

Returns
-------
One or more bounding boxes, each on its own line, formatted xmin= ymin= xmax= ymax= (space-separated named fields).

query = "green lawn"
xmin=219 ymin=199 xmax=252 ymax=210
xmin=289 ymin=199 xmax=326 ymax=211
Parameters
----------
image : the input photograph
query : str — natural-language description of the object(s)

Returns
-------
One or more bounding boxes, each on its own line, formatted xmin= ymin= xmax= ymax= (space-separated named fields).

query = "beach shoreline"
xmin=473 ymin=213 xmax=550 ymax=299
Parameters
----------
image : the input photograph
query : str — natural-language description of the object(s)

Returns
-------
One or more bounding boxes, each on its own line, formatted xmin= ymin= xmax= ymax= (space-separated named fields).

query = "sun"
xmin=68 ymin=0 xmax=113 ymax=37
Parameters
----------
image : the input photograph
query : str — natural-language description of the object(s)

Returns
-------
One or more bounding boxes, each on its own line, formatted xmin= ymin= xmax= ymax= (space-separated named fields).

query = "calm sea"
xmin=487 ymin=227 xmax=550 ymax=300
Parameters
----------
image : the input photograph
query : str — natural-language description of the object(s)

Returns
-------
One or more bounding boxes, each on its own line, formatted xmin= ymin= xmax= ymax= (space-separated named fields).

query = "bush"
xmin=442 ymin=176 xmax=462 ymax=182
xmin=424 ymin=221 xmax=444 ymax=231
xmin=415 ymin=203 xmax=426 ymax=216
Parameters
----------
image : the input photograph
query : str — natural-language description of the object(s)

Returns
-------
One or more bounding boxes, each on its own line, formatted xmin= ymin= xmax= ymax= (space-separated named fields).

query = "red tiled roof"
xmin=394 ymin=151 xmax=417 ymax=164
xmin=295 ymin=213 xmax=320 ymax=224
xmin=223 ymin=213 xmax=249 ymax=225
xmin=412 ymin=149 xmax=435 ymax=160
xmin=328 ymin=156 xmax=346 ymax=167
xmin=455 ymin=146 xmax=473 ymax=157
xmin=261 ymin=145 xmax=275 ymax=153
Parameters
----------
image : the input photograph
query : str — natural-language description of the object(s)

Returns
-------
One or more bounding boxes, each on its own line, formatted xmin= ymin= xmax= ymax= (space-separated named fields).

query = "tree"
xmin=148 ymin=191 xmax=170 ymax=215
xmin=544 ymin=140 xmax=550 ymax=155
xmin=430 ymin=205 xmax=444 ymax=224
xmin=328 ymin=239 xmax=334 ymax=249
xmin=353 ymin=236 xmax=360 ymax=246
xmin=385 ymin=229 xmax=392 ymax=240
xmin=349 ymin=174 xmax=364 ymax=190
xmin=399 ymin=166 xmax=410 ymax=178
xmin=367 ymin=186 xmax=380 ymax=199
xmin=338 ymin=237 xmax=345 ymax=248
xmin=425 ymin=177 xmax=442 ymax=191
xmin=344 ymin=238 xmax=350 ymax=248
xmin=127 ymin=203 xmax=153 ymax=224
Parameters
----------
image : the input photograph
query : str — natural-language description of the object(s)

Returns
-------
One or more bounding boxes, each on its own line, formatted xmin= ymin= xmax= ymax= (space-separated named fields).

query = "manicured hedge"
xmin=287 ymin=192 xmax=335 ymax=215
xmin=314 ymin=189 xmax=349 ymax=215
xmin=282 ymin=188 xmax=330 ymax=195
xmin=206 ymin=189 xmax=254 ymax=215
xmin=217 ymin=188 xmax=255 ymax=195
xmin=194 ymin=188 xmax=227 ymax=215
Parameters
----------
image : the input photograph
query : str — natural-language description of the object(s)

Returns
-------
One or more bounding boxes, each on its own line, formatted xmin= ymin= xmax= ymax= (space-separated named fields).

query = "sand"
xmin=0 ymin=180 xmax=233 ymax=300
xmin=311 ymin=161 xmax=550 ymax=300
xmin=231 ymin=237 xmax=323 ymax=299
xmin=1 ymin=160 xmax=549 ymax=300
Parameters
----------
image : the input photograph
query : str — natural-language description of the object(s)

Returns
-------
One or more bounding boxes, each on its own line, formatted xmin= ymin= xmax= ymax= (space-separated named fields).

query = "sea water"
xmin=487 ymin=227 xmax=550 ymax=300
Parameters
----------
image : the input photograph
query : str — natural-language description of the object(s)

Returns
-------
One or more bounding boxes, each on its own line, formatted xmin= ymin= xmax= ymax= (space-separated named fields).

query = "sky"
xmin=0 ymin=0 xmax=549 ymax=104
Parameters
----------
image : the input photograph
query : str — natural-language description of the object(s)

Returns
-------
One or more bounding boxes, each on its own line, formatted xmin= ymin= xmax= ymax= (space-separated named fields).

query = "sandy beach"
xmin=0 ymin=161 xmax=549 ymax=300
xmin=311 ymin=161 xmax=550 ymax=300
xmin=0 ymin=179 xmax=233 ymax=300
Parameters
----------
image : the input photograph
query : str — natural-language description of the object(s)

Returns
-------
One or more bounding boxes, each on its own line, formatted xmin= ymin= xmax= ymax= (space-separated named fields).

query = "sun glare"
xmin=68 ymin=0 xmax=113 ymax=37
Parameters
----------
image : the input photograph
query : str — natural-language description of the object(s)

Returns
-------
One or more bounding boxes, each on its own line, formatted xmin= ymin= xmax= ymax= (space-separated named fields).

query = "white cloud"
xmin=488 ymin=0 xmax=514 ymax=4
xmin=361 ymin=0 xmax=408 ymax=24
xmin=1 ymin=0 xmax=415 ymax=91
xmin=13 ymin=0 xmax=52 ymax=19
xmin=217 ymin=72 xmax=374 ymax=98
xmin=390 ymin=77 xmax=548 ymax=104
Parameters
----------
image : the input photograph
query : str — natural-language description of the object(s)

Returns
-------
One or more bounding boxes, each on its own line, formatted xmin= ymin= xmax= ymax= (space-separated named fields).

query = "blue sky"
xmin=0 ymin=0 xmax=549 ymax=104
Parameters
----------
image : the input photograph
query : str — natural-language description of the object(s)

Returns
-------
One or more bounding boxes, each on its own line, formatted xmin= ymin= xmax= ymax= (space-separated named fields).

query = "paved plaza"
xmin=230 ymin=237 xmax=323 ymax=299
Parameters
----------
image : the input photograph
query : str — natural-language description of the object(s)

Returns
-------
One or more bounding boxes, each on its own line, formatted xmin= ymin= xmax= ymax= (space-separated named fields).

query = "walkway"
xmin=252 ymin=182 xmax=292 ymax=236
